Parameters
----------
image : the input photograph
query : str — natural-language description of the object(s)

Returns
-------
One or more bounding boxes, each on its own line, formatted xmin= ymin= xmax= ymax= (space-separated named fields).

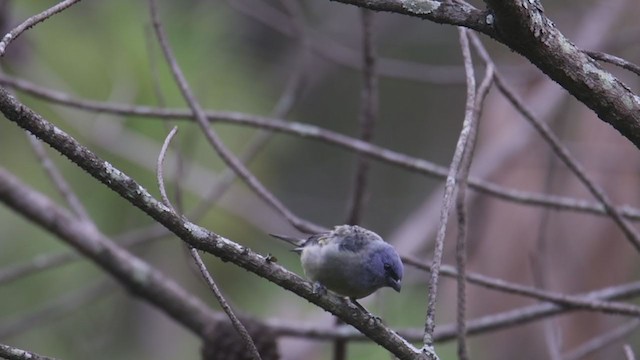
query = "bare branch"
xmin=268 ymin=280 xmax=640 ymax=343
xmin=156 ymin=126 xmax=178 ymax=211
xmin=27 ymin=134 xmax=91 ymax=222
xmin=155 ymin=122 xmax=261 ymax=359
xmin=404 ymin=257 xmax=640 ymax=317
xmin=3 ymin=74 xmax=637 ymax=222
xmin=624 ymin=344 xmax=637 ymax=360
xmin=0 ymin=343 xmax=58 ymax=360
xmin=0 ymin=0 xmax=84 ymax=56
xmin=483 ymin=0 xmax=640 ymax=149
xmin=346 ymin=8 xmax=378 ymax=226
xmin=0 ymin=88 xmax=433 ymax=360
xmin=326 ymin=0 xmax=640 ymax=149
xmin=188 ymin=247 xmax=262 ymax=360
xmin=453 ymin=27 xmax=479 ymax=360
xmin=148 ymin=0 xmax=322 ymax=234
xmin=469 ymin=33 xmax=640 ymax=252
xmin=0 ymin=251 xmax=77 ymax=286
xmin=0 ymin=166 xmax=221 ymax=339
xmin=423 ymin=26 xmax=478 ymax=347
xmin=563 ymin=319 xmax=640 ymax=360
xmin=330 ymin=0 xmax=493 ymax=34
xmin=586 ymin=50 xmax=640 ymax=77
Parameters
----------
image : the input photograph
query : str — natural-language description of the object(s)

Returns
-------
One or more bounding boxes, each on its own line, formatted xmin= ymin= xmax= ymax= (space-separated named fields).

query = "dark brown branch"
xmin=483 ymin=0 xmax=640 ymax=149
xmin=330 ymin=0 xmax=640 ymax=150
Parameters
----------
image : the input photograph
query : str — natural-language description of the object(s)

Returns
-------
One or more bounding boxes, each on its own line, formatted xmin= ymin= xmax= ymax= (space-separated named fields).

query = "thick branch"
xmin=333 ymin=0 xmax=640 ymax=149
xmin=483 ymin=0 xmax=640 ymax=148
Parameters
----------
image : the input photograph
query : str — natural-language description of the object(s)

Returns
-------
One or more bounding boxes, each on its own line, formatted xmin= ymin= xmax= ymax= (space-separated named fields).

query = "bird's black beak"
xmin=390 ymin=279 xmax=402 ymax=293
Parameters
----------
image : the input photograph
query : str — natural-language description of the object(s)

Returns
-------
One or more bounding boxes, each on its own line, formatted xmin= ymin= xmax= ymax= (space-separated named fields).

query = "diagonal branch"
xmin=0 ymin=0 xmax=84 ymax=56
xmin=331 ymin=0 xmax=640 ymax=150
xmin=483 ymin=0 xmax=640 ymax=149
xmin=0 ymin=87 xmax=434 ymax=360
xmin=156 ymin=126 xmax=261 ymax=360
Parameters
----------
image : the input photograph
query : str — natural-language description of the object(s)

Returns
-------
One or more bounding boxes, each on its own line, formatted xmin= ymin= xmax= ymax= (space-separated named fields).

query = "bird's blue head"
xmin=367 ymin=243 xmax=404 ymax=293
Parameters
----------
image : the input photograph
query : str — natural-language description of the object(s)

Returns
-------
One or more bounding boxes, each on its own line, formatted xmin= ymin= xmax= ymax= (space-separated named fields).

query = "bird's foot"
xmin=348 ymin=298 xmax=383 ymax=323
xmin=312 ymin=282 xmax=327 ymax=296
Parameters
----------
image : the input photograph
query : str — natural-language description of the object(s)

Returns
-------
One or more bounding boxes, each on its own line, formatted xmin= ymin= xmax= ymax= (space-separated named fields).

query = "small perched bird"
xmin=271 ymin=225 xmax=403 ymax=306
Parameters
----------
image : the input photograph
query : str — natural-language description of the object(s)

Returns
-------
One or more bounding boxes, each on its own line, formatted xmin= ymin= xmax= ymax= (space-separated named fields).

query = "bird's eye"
xmin=384 ymin=263 xmax=399 ymax=280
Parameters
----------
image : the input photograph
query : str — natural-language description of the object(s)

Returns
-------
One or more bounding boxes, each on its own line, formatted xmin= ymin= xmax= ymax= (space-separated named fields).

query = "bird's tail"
xmin=269 ymin=233 xmax=304 ymax=253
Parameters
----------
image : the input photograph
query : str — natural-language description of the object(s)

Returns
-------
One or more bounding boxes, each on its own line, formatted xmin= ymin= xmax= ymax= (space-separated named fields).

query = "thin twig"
xmin=227 ymin=0 xmax=472 ymax=84
xmin=4 ymin=73 xmax=638 ymax=222
xmin=335 ymin=7 xmax=380 ymax=360
xmin=469 ymin=33 xmax=640 ymax=253
xmin=345 ymin=8 xmax=378 ymax=226
xmin=155 ymin=122 xmax=261 ymax=359
xmin=0 ymin=0 xmax=83 ymax=56
xmin=27 ymin=134 xmax=91 ymax=222
xmin=157 ymin=126 xmax=178 ymax=211
xmin=563 ymin=319 xmax=640 ymax=360
xmin=148 ymin=0 xmax=322 ymax=234
xmin=267 ymin=279 xmax=640 ymax=343
xmin=0 ymin=153 xmax=427 ymax=359
xmin=188 ymin=248 xmax=261 ymax=360
xmin=453 ymin=27 xmax=480 ymax=360
xmin=405 ymin=256 xmax=640 ymax=317
xmin=624 ymin=344 xmax=637 ymax=360
xmin=0 ymin=343 xmax=58 ymax=360
xmin=423 ymin=29 xmax=479 ymax=348
xmin=0 ymin=94 xmax=296 ymax=289
xmin=585 ymin=50 xmax=640 ymax=77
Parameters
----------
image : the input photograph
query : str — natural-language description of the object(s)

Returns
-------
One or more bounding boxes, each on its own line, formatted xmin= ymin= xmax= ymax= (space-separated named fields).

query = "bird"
xmin=270 ymin=225 xmax=404 ymax=310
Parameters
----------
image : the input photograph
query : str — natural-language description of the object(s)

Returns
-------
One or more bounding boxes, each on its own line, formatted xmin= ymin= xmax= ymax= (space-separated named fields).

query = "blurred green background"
xmin=1 ymin=0 xmax=639 ymax=359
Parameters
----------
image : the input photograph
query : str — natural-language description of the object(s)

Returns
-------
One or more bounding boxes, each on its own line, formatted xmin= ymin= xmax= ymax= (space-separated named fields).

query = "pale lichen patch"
xmin=401 ymin=0 xmax=440 ymax=15
xmin=130 ymin=256 xmax=152 ymax=284
xmin=290 ymin=122 xmax=320 ymax=137
xmin=184 ymin=222 xmax=209 ymax=240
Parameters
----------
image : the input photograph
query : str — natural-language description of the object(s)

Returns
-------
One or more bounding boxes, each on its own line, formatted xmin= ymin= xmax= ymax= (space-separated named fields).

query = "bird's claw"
xmin=312 ymin=282 xmax=327 ymax=296
xmin=348 ymin=298 xmax=383 ymax=323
